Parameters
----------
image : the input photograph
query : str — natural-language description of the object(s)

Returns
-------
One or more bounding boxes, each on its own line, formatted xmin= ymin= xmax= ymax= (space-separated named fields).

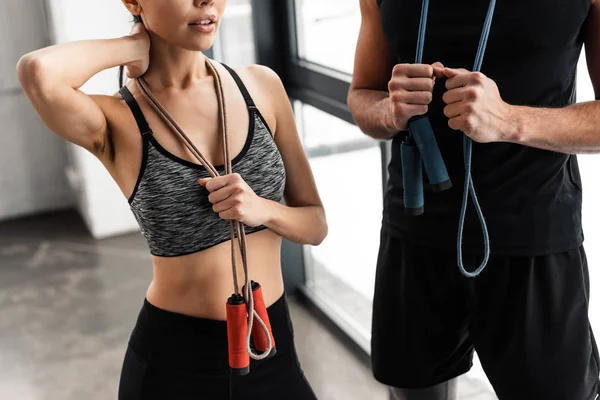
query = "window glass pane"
xmin=298 ymin=102 xmax=382 ymax=337
xmin=300 ymin=103 xmax=375 ymax=158
xmin=216 ymin=0 xmax=256 ymax=66
xmin=294 ymin=0 xmax=360 ymax=75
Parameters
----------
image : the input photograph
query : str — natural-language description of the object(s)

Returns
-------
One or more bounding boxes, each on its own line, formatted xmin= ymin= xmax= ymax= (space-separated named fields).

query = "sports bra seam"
xmin=148 ymin=225 xmax=269 ymax=257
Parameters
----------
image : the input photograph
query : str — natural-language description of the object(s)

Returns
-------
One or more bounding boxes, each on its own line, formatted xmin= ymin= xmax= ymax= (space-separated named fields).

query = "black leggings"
xmin=118 ymin=294 xmax=318 ymax=400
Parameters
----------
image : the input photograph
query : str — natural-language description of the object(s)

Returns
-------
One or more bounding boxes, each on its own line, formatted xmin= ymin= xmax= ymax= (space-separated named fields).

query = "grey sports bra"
xmin=120 ymin=65 xmax=286 ymax=257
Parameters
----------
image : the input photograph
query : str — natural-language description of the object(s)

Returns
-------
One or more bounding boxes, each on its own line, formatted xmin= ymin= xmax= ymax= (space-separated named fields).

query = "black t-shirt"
xmin=377 ymin=0 xmax=591 ymax=256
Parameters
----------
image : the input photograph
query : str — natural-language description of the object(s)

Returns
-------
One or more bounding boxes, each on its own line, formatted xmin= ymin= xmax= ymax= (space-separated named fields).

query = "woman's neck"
xmin=143 ymin=36 xmax=210 ymax=91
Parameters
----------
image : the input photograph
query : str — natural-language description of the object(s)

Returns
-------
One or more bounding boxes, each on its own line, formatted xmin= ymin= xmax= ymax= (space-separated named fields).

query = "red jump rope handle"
xmin=226 ymin=294 xmax=250 ymax=376
xmin=250 ymin=281 xmax=276 ymax=357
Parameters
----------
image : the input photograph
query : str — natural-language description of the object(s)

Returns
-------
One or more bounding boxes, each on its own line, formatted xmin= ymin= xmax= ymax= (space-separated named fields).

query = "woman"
xmin=16 ymin=0 xmax=327 ymax=399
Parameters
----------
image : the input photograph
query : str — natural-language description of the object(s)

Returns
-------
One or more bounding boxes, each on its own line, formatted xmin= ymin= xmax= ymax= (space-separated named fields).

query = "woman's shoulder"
xmin=231 ymin=64 xmax=288 ymax=136
xmin=235 ymin=64 xmax=282 ymax=86
xmin=233 ymin=64 xmax=287 ymax=101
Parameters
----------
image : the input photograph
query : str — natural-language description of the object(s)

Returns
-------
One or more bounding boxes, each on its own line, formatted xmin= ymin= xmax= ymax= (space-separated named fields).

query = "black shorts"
xmin=372 ymin=229 xmax=600 ymax=400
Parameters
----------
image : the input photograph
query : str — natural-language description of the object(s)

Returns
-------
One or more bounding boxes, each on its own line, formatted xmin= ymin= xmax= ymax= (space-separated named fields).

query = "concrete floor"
xmin=0 ymin=210 xmax=496 ymax=400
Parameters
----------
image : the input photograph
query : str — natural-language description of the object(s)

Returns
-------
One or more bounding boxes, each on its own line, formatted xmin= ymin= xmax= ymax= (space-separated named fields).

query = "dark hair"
xmin=118 ymin=14 xmax=144 ymax=88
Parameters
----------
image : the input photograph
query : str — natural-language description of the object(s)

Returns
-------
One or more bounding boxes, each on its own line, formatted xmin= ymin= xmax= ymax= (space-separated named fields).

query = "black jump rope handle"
xmin=401 ymin=115 xmax=452 ymax=216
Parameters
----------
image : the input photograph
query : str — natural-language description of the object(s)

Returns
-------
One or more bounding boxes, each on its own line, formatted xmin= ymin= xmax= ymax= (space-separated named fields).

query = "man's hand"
xmin=442 ymin=68 xmax=514 ymax=143
xmin=388 ymin=62 xmax=445 ymax=131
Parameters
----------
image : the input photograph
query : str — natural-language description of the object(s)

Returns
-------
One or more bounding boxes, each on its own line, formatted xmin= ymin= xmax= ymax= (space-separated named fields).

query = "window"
xmin=213 ymin=0 xmax=255 ymax=66
xmin=294 ymin=0 xmax=360 ymax=75
xmin=297 ymin=102 xmax=382 ymax=348
xmin=251 ymin=0 xmax=388 ymax=353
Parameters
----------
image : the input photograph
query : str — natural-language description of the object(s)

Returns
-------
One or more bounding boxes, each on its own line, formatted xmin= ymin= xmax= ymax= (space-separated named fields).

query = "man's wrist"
xmin=381 ymin=97 xmax=404 ymax=139
xmin=503 ymin=104 xmax=527 ymax=144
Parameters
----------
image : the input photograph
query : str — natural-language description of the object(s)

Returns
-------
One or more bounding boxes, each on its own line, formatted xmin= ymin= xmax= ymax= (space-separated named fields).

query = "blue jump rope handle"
xmin=401 ymin=138 xmax=424 ymax=216
xmin=408 ymin=115 xmax=452 ymax=193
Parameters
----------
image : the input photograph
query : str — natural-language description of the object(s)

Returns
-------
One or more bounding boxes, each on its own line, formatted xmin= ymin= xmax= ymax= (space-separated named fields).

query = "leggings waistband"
xmin=128 ymin=293 xmax=293 ymax=372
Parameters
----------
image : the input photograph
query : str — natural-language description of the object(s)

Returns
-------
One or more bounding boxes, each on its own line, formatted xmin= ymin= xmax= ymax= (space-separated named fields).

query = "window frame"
xmin=251 ymin=0 xmax=390 ymax=188
xmin=250 ymin=0 xmax=391 ymax=358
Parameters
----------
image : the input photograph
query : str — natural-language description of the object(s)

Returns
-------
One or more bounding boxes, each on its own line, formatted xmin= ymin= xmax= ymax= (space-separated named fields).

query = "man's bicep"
xmin=585 ymin=0 xmax=600 ymax=99
xmin=351 ymin=0 xmax=396 ymax=92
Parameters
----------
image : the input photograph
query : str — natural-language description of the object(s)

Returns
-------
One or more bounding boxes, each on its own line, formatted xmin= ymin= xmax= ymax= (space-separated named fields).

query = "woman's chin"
xmin=183 ymin=39 xmax=216 ymax=53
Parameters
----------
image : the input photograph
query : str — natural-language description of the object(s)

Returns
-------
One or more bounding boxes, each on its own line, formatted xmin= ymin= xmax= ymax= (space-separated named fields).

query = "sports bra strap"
xmin=220 ymin=63 xmax=256 ymax=108
xmin=119 ymin=86 xmax=153 ymax=136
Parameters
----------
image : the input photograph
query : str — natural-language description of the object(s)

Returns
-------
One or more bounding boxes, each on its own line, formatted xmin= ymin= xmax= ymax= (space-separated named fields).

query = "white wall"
xmin=0 ymin=0 xmax=73 ymax=221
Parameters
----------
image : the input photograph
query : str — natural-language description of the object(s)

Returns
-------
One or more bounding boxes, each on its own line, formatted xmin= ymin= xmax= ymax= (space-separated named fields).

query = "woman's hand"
xmin=125 ymin=23 xmax=151 ymax=79
xmin=198 ymin=173 xmax=272 ymax=228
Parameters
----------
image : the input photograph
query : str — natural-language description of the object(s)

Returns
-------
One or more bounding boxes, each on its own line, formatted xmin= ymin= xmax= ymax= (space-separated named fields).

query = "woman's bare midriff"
xmin=145 ymin=228 xmax=285 ymax=320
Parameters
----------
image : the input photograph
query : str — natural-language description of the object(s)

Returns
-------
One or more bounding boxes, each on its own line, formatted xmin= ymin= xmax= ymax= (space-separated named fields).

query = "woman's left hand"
xmin=198 ymin=173 xmax=271 ymax=227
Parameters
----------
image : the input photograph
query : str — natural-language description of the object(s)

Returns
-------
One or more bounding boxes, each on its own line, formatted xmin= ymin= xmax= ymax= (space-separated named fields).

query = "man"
xmin=347 ymin=0 xmax=600 ymax=399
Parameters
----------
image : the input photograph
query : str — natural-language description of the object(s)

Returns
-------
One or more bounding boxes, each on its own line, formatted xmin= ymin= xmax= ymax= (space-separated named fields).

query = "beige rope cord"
xmin=135 ymin=57 xmax=273 ymax=360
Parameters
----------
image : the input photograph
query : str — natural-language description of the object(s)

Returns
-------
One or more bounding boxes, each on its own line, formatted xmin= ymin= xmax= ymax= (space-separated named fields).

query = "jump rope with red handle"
xmin=136 ymin=59 xmax=275 ymax=376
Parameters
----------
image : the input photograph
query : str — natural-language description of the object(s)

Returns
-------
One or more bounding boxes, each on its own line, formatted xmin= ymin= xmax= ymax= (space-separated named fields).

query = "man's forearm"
xmin=508 ymin=101 xmax=600 ymax=154
xmin=348 ymin=89 xmax=399 ymax=140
